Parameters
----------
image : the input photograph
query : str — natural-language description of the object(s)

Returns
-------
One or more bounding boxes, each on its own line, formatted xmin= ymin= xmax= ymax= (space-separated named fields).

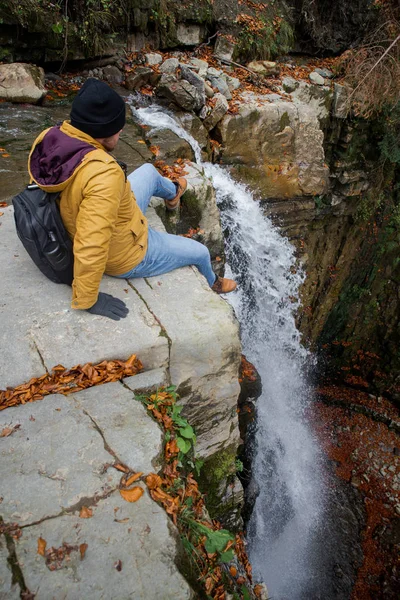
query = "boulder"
xmin=203 ymin=93 xmax=229 ymax=131
xmin=216 ymin=94 xmax=329 ymax=198
xmin=102 ymin=65 xmax=123 ymax=85
xmin=159 ymin=57 xmax=180 ymax=74
xmin=0 ymin=63 xmax=46 ymax=104
xmin=309 ymin=71 xmax=325 ymax=86
xmin=176 ymin=24 xmax=203 ymax=45
xmin=125 ymin=67 xmax=153 ymax=91
xmin=214 ymin=36 xmax=236 ymax=62
xmin=204 ymin=81 xmax=215 ymax=98
xmin=156 ymin=73 xmax=203 ymax=112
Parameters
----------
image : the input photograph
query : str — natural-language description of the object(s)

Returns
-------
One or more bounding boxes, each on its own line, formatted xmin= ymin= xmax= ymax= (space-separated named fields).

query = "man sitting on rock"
xmin=28 ymin=78 xmax=236 ymax=320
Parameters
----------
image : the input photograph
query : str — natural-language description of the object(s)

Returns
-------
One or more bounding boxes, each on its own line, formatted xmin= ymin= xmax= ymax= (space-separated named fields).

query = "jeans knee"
xmin=137 ymin=163 xmax=158 ymax=178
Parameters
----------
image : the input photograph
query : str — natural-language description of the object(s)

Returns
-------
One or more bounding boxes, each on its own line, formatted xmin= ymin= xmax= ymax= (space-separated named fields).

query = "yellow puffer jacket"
xmin=28 ymin=121 xmax=148 ymax=309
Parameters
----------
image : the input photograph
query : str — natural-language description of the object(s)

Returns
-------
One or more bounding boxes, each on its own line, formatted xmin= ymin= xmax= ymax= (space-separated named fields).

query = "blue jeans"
xmin=115 ymin=164 xmax=216 ymax=286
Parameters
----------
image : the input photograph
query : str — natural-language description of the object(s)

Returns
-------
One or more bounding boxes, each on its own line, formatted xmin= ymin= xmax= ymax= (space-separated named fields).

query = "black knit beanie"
xmin=70 ymin=78 xmax=126 ymax=138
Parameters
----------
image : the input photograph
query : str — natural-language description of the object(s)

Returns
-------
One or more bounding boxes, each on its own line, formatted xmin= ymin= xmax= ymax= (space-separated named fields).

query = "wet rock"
xmin=309 ymin=71 xmax=325 ymax=86
xmin=202 ymin=93 xmax=229 ymax=131
xmin=102 ymin=65 xmax=123 ymax=85
xmin=176 ymin=23 xmax=203 ymax=46
xmin=145 ymin=52 xmax=162 ymax=66
xmin=159 ymin=57 xmax=180 ymax=74
xmin=125 ymin=67 xmax=153 ymax=91
xmin=156 ymin=74 xmax=203 ymax=112
xmin=214 ymin=36 xmax=236 ymax=62
xmin=0 ymin=63 xmax=46 ymax=104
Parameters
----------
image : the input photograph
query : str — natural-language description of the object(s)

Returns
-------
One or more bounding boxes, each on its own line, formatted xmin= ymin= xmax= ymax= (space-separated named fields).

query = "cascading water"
xmin=132 ymin=104 xmax=324 ymax=599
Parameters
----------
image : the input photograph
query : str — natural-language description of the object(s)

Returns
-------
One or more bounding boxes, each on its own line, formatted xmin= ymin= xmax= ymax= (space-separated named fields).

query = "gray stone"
xmin=199 ymin=104 xmax=211 ymax=120
xmin=203 ymin=93 xmax=229 ymax=131
xmin=14 ymin=492 xmax=193 ymax=599
xmin=0 ymin=63 xmax=46 ymax=104
xmin=102 ymin=65 xmax=123 ymax=85
xmin=0 ymin=392 xmax=121 ymax=525
xmin=156 ymin=74 xmax=203 ymax=111
xmin=145 ymin=52 xmax=162 ymax=66
xmin=282 ymin=76 xmax=299 ymax=93
xmin=204 ymin=81 xmax=215 ymax=98
xmin=309 ymin=71 xmax=325 ymax=86
xmin=176 ymin=24 xmax=203 ymax=46
xmin=222 ymin=73 xmax=240 ymax=92
xmin=207 ymin=67 xmax=222 ymax=78
xmin=69 ymin=383 xmax=163 ymax=472
xmin=175 ymin=113 xmax=210 ymax=153
xmin=180 ymin=65 xmax=206 ymax=108
xmin=214 ymin=37 xmax=236 ymax=62
xmin=207 ymin=74 xmax=231 ymax=100
xmin=125 ymin=66 xmax=153 ymax=91
xmin=159 ymin=57 xmax=180 ymax=74
xmin=333 ymin=83 xmax=351 ymax=119
xmin=290 ymin=79 xmax=334 ymax=121
xmin=188 ymin=58 xmax=209 ymax=78
xmin=315 ymin=67 xmax=334 ymax=79
xmin=123 ymin=367 xmax=167 ymax=393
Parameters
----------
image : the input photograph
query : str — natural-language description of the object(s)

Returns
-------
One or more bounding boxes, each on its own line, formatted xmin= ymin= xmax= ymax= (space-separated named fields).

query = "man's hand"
xmin=86 ymin=292 xmax=129 ymax=321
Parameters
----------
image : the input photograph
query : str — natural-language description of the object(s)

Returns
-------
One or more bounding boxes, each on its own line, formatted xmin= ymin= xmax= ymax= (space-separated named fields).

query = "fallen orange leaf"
xmin=79 ymin=506 xmax=93 ymax=519
xmin=145 ymin=473 xmax=163 ymax=489
xmin=114 ymin=463 xmax=130 ymax=473
xmin=37 ymin=537 xmax=46 ymax=556
xmin=0 ymin=427 xmax=13 ymax=437
xmin=120 ymin=486 xmax=144 ymax=503
xmin=79 ymin=542 xmax=88 ymax=560
xmin=149 ymin=145 xmax=160 ymax=156
xmin=1 ymin=153 xmax=10 ymax=158
xmin=124 ymin=472 xmax=143 ymax=487
xmin=0 ymin=202 xmax=7 ymax=207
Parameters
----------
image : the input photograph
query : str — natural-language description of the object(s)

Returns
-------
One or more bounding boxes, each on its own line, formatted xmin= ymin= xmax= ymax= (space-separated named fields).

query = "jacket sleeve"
xmin=71 ymin=162 xmax=125 ymax=310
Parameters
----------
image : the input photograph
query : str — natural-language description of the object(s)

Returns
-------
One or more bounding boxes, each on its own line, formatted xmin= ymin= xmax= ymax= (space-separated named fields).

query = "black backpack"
xmin=12 ymin=184 xmax=73 ymax=285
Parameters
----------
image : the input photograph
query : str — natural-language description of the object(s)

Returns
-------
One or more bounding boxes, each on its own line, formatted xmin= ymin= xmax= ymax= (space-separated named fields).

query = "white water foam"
xmin=131 ymin=103 xmax=324 ymax=599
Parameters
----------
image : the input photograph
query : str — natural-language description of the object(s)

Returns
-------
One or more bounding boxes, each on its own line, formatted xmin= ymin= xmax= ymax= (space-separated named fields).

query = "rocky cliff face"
xmin=214 ymin=81 xmax=400 ymax=402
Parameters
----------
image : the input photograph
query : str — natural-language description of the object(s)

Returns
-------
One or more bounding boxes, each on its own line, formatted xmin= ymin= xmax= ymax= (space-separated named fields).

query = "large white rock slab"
xmin=14 ymin=491 xmax=194 ymax=600
xmin=0 ymin=207 xmax=168 ymax=389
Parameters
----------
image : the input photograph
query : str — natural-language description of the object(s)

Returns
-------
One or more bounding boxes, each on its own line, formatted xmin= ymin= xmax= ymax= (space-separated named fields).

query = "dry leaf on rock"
xmin=79 ymin=506 xmax=93 ymax=519
xmin=79 ymin=543 xmax=88 ymax=560
xmin=37 ymin=537 xmax=46 ymax=556
xmin=114 ymin=462 xmax=130 ymax=473
xmin=114 ymin=559 xmax=123 ymax=571
xmin=119 ymin=486 xmax=144 ymax=503
xmin=123 ymin=472 xmax=143 ymax=487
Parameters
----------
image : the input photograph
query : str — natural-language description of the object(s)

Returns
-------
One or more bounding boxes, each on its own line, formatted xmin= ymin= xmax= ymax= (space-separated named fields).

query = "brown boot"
xmin=211 ymin=276 xmax=237 ymax=294
xmin=165 ymin=177 xmax=187 ymax=211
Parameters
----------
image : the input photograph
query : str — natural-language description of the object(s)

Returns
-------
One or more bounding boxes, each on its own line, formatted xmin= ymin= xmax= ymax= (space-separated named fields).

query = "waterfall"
xmin=131 ymin=104 xmax=324 ymax=599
